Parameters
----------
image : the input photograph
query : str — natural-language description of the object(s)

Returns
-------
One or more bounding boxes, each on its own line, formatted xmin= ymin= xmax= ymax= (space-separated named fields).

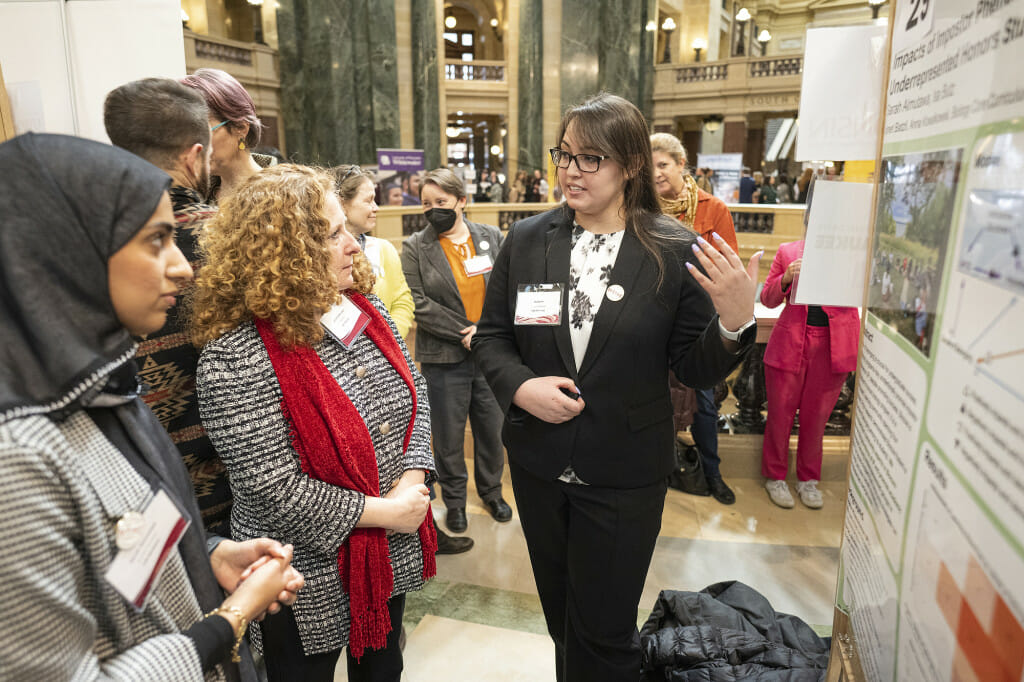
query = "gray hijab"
xmin=0 ymin=133 xmax=171 ymax=423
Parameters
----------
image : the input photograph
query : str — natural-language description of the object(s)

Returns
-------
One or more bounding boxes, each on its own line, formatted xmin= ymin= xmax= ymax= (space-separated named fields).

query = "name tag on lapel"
xmin=321 ymin=296 xmax=370 ymax=349
xmin=514 ymin=283 xmax=564 ymax=325
xmin=104 ymin=488 xmax=189 ymax=611
xmin=463 ymin=254 xmax=493 ymax=277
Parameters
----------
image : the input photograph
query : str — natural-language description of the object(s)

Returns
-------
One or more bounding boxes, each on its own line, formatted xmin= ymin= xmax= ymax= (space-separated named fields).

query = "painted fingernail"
xmin=685 ymin=262 xmax=695 ymax=270
xmin=691 ymin=243 xmax=701 ymax=254
xmin=697 ymin=236 xmax=709 ymax=246
xmin=712 ymin=232 xmax=723 ymax=240
xmin=755 ymin=250 xmax=765 ymax=258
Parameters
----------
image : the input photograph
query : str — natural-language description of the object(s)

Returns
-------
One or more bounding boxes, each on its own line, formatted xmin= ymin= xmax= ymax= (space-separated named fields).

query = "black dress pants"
xmin=260 ymin=594 xmax=406 ymax=682
xmin=509 ymin=461 xmax=667 ymax=682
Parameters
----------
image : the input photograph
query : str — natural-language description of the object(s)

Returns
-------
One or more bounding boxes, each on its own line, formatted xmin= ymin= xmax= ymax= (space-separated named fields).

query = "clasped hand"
xmin=211 ymin=538 xmax=305 ymax=621
xmin=685 ymin=233 xmax=761 ymax=333
xmin=383 ymin=482 xmax=431 ymax=534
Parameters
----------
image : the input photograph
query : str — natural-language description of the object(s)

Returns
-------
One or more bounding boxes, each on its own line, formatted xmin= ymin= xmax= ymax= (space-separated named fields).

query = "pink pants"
xmin=762 ymin=326 xmax=848 ymax=482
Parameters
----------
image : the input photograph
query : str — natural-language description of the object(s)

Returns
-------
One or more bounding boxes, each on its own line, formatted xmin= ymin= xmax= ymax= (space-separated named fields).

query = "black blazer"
xmin=473 ymin=207 xmax=751 ymax=488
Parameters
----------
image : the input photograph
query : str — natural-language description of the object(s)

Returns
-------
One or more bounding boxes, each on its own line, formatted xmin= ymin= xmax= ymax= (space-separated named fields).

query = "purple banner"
xmin=376 ymin=148 xmax=425 ymax=172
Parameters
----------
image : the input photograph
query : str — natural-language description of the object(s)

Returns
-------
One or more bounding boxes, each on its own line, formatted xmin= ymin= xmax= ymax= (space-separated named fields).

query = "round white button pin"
xmin=115 ymin=511 xmax=146 ymax=550
xmin=606 ymin=284 xmax=624 ymax=302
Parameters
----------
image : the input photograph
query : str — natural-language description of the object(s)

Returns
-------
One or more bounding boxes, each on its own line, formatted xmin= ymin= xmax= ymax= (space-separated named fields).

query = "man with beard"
xmin=103 ymin=79 xmax=232 ymax=536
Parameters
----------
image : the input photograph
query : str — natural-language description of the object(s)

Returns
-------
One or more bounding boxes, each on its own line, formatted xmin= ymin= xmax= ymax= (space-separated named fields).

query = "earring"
xmin=238 ymin=139 xmax=246 ymax=150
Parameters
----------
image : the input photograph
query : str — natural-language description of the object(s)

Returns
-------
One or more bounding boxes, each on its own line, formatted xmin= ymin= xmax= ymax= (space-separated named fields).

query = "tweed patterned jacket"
xmin=196 ymin=295 xmax=435 ymax=656
xmin=0 ymin=409 xmax=220 ymax=681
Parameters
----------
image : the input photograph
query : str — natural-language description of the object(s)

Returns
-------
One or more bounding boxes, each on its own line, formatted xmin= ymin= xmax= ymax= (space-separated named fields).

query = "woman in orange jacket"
xmin=650 ymin=132 xmax=739 ymax=504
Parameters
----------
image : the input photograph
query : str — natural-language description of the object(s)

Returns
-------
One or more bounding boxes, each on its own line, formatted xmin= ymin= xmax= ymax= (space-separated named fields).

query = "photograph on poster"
xmin=868 ymin=148 xmax=963 ymax=356
xmin=958 ymin=190 xmax=1024 ymax=293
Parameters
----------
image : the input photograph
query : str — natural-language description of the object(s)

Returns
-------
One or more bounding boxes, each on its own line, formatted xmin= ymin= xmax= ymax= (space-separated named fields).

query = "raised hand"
xmin=686 ymin=233 xmax=762 ymax=332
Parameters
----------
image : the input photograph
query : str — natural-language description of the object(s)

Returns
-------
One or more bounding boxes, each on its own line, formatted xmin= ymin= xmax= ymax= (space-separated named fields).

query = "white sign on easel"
xmin=796 ymin=24 xmax=888 ymax=161
xmin=794 ymin=180 xmax=874 ymax=308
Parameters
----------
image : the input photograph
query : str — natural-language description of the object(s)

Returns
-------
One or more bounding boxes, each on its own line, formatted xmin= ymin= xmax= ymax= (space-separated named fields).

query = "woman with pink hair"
xmin=181 ymin=68 xmax=267 ymax=200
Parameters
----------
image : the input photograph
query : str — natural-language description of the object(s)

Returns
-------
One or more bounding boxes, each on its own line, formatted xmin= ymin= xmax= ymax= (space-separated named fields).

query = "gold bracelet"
xmin=205 ymin=605 xmax=248 ymax=663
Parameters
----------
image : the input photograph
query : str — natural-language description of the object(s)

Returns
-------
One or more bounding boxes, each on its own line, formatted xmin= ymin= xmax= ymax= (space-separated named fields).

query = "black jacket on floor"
xmin=640 ymin=581 xmax=830 ymax=681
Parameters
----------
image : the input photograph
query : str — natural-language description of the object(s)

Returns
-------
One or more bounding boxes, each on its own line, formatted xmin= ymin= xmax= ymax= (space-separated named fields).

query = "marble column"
xmin=723 ymin=117 xmax=747 ymax=156
xmin=277 ymin=0 xmax=399 ymax=165
xmin=517 ymin=0 xmax=544 ymax=172
xmin=560 ymin=0 xmax=599 ymax=114
xmin=411 ymin=0 xmax=441 ymax=169
xmin=560 ymin=0 xmax=656 ymax=119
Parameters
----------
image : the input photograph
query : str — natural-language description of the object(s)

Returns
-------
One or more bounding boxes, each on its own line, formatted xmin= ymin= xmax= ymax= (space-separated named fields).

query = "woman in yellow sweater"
xmin=331 ymin=165 xmax=415 ymax=339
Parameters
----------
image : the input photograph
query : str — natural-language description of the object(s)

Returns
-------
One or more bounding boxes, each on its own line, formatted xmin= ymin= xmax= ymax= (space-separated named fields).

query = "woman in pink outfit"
xmin=760 ymin=240 xmax=859 ymax=509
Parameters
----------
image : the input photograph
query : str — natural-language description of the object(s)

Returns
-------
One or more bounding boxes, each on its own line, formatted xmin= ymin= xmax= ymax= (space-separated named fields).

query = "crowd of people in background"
xmin=0 ymin=63 xmax=855 ymax=682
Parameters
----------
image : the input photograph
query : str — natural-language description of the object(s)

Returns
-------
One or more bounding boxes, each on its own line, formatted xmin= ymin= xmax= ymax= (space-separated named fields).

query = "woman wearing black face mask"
xmin=400 ymin=169 xmax=510 ymax=536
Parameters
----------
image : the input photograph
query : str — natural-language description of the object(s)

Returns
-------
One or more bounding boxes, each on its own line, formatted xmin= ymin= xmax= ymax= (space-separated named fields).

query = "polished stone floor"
xmin=334 ymin=444 xmax=846 ymax=681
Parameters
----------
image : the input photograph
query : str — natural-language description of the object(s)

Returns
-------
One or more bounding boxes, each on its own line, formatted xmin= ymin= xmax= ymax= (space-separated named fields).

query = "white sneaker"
xmin=796 ymin=480 xmax=824 ymax=509
xmin=765 ymin=479 xmax=795 ymax=509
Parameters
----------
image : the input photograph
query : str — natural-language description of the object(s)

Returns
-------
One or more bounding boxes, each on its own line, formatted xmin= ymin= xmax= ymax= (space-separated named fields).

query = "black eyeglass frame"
xmin=548 ymin=148 xmax=612 ymax=173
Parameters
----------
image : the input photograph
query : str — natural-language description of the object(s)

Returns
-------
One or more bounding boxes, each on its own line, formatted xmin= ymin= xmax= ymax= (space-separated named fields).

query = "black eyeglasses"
xmin=549 ymin=148 xmax=612 ymax=173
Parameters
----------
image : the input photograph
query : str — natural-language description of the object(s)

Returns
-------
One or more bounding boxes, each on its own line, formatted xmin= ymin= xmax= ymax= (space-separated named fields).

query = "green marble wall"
xmin=517 ymin=0 xmax=544 ymax=172
xmin=560 ymin=0 xmax=655 ymax=116
xmin=411 ymin=0 xmax=441 ymax=169
xmin=277 ymin=0 xmax=400 ymax=165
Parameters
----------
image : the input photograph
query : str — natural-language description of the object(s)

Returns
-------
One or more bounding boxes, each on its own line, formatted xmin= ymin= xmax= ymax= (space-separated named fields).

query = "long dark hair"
xmin=557 ymin=93 xmax=682 ymax=281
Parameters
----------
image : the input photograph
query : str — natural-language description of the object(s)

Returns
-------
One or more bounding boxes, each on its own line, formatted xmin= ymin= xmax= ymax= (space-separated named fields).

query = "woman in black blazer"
xmin=473 ymin=93 xmax=761 ymax=682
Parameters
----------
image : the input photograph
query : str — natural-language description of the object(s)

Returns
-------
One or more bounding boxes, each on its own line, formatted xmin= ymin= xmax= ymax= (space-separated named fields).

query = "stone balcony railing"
xmin=444 ymin=60 xmax=506 ymax=82
xmin=653 ymin=54 xmax=804 ymax=119
xmin=183 ymin=30 xmax=283 ymax=150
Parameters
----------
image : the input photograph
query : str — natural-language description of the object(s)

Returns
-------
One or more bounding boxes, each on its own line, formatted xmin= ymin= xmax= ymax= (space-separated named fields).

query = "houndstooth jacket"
xmin=196 ymin=295 xmax=435 ymax=656
xmin=0 ymin=407 xmax=221 ymax=681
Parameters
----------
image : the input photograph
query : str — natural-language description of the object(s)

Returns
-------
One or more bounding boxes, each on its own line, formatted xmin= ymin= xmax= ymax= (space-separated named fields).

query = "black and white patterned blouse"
xmin=559 ymin=224 xmax=625 ymax=486
xmin=568 ymin=224 xmax=625 ymax=370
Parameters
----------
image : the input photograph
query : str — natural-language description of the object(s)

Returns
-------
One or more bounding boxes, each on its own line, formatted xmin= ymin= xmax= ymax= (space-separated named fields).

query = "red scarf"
xmin=255 ymin=293 xmax=436 ymax=659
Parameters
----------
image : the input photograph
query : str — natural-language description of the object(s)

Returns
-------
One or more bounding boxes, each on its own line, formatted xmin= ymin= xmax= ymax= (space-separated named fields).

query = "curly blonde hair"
xmin=191 ymin=164 xmax=373 ymax=348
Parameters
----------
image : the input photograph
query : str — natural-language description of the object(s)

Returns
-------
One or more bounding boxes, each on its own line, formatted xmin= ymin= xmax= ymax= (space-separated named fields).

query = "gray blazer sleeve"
xmin=196 ymin=331 xmax=367 ymax=555
xmin=400 ymin=232 xmax=472 ymax=342
xmin=0 ymin=440 xmax=205 ymax=682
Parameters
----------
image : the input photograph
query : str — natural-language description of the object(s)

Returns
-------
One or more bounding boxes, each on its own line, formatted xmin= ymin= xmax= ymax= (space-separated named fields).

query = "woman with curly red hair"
xmin=193 ymin=165 xmax=436 ymax=681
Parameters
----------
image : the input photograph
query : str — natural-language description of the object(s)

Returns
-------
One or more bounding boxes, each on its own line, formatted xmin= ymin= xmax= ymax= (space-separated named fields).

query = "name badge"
xmin=321 ymin=296 xmax=371 ymax=349
xmin=104 ymin=489 xmax=189 ymax=610
xmin=463 ymin=254 xmax=493 ymax=277
xmin=514 ymin=283 xmax=564 ymax=325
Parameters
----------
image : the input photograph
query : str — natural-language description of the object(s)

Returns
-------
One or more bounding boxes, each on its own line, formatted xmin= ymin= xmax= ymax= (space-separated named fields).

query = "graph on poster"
xmin=900 ymin=485 xmax=1024 ymax=682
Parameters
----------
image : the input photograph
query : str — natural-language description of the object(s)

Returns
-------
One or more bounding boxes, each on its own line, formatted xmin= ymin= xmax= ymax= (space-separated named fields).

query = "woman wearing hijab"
xmin=400 ymin=168 xmax=511 ymax=535
xmin=650 ymin=132 xmax=739 ymax=505
xmin=193 ymin=165 xmax=436 ymax=682
xmin=0 ymin=133 xmax=302 ymax=681
xmin=473 ymin=94 xmax=759 ymax=682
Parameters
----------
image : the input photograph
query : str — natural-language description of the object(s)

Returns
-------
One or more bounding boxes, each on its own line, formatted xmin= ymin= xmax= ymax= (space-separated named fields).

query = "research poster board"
xmin=835 ymin=0 xmax=1024 ymax=679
